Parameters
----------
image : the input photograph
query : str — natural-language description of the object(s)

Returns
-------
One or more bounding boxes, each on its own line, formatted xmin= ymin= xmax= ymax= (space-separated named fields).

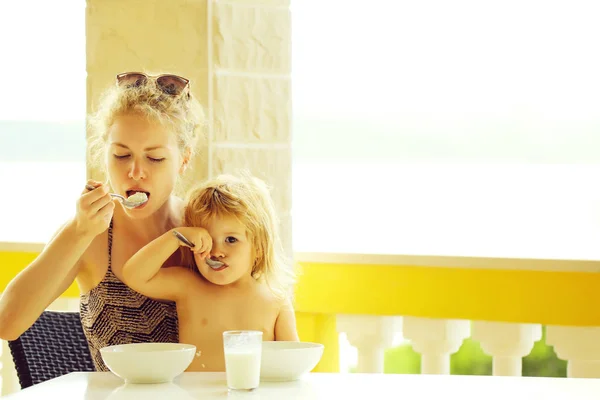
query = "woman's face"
xmin=106 ymin=113 xmax=185 ymax=217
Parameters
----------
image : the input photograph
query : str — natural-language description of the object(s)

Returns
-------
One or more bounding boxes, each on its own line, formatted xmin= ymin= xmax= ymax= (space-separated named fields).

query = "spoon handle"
xmin=172 ymin=230 xmax=195 ymax=248
xmin=85 ymin=184 xmax=126 ymax=201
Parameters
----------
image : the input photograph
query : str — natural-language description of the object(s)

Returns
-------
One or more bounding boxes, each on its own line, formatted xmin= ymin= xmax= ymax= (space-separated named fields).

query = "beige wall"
xmin=86 ymin=0 xmax=292 ymax=255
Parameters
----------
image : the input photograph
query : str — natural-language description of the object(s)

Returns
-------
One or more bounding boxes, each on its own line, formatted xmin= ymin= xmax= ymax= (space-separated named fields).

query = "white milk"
xmin=224 ymin=350 xmax=262 ymax=390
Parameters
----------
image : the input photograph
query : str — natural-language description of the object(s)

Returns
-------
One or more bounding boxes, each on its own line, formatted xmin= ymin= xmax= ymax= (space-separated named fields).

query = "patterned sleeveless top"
xmin=79 ymin=220 xmax=179 ymax=371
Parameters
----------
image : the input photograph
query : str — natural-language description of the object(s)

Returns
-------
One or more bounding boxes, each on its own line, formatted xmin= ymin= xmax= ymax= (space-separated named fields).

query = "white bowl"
xmin=260 ymin=341 xmax=324 ymax=382
xmin=100 ymin=343 xmax=196 ymax=384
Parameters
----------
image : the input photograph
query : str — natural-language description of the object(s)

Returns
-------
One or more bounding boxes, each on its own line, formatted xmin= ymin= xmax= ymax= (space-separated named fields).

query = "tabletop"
xmin=4 ymin=372 xmax=600 ymax=399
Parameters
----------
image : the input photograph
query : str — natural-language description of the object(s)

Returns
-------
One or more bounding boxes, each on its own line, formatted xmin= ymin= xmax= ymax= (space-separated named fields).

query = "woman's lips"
xmin=126 ymin=189 xmax=150 ymax=198
xmin=124 ymin=189 xmax=151 ymax=209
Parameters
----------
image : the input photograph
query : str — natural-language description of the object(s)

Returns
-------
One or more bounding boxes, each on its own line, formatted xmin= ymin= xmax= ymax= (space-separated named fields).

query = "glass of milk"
xmin=223 ymin=330 xmax=263 ymax=391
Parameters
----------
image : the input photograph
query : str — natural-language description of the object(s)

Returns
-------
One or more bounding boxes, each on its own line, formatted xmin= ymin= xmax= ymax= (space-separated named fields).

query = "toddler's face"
xmin=195 ymin=215 xmax=255 ymax=286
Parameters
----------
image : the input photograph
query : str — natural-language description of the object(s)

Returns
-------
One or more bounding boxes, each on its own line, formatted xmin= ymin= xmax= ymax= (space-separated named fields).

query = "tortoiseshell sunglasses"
xmin=116 ymin=72 xmax=190 ymax=97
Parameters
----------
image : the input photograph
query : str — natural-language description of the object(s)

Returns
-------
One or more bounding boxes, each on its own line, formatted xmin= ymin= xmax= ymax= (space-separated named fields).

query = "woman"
xmin=0 ymin=71 xmax=205 ymax=370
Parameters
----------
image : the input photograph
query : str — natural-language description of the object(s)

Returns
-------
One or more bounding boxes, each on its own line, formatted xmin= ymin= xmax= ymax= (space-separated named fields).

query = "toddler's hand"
xmin=177 ymin=227 xmax=213 ymax=259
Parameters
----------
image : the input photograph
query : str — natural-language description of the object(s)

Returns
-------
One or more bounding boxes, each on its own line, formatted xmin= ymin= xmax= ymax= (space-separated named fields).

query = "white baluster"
xmin=337 ymin=315 xmax=401 ymax=373
xmin=1 ymin=340 xmax=19 ymax=396
xmin=403 ymin=317 xmax=470 ymax=375
xmin=546 ymin=326 xmax=600 ymax=378
xmin=471 ymin=321 xmax=542 ymax=376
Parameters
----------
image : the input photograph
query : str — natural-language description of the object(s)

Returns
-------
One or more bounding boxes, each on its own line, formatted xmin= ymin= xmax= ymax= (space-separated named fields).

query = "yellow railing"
xmin=294 ymin=261 xmax=600 ymax=325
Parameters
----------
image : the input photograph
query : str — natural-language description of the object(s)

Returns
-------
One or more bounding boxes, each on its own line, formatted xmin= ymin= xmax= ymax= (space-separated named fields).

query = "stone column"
xmin=210 ymin=0 xmax=293 ymax=255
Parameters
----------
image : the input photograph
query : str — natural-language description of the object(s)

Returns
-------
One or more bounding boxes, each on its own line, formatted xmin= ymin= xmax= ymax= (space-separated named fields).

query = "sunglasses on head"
xmin=116 ymin=72 xmax=190 ymax=97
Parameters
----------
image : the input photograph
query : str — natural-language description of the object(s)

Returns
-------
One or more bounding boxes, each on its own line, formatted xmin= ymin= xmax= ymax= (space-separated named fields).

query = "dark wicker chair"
xmin=7 ymin=310 xmax=95 ymax=389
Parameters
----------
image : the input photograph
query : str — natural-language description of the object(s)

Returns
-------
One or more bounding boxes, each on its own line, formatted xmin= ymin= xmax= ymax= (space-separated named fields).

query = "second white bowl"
xmin=260 ymin=341 xmax=324 ymax=382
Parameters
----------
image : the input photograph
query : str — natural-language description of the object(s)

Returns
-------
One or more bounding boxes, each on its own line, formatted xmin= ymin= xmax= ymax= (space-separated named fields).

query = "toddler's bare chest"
xmin=179 ymin=293 xmax=278 ymax=340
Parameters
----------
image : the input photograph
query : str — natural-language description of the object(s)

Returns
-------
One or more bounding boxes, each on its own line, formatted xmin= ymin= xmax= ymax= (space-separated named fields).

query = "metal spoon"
xmin=172 ymin=230 xmax=224 ymax=268
xmin=85 ymin=184 xmax=148 ymax=209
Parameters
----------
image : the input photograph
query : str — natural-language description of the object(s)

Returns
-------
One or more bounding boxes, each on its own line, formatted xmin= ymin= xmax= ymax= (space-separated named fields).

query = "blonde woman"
xmin=122 ymin=173 xmax=299 ymax=372
xmin=0 ymin=72 xmax=205 ymax=371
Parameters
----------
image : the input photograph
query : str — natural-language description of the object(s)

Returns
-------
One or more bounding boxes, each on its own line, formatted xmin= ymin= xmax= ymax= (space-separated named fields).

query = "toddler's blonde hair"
xmin=182 ymin=173 xmax=295 ymax=299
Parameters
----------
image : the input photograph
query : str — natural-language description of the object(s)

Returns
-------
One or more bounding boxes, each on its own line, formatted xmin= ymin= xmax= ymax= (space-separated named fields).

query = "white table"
xmin=4 ymin=372 xmax=600 ymax=399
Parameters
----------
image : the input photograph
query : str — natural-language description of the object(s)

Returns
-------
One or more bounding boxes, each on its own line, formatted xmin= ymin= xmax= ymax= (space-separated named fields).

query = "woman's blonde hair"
xmin=87 ymin=72 xmax=206 ymax=175
xmin=181 ymin=172 xmax=295 ymax=299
